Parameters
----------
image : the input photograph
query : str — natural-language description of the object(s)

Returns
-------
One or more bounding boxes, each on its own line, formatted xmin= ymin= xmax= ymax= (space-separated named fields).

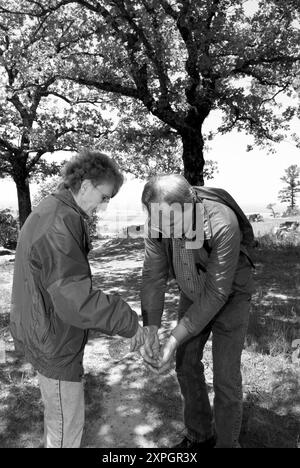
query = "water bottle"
xmin=108 ymin=337 xmax=132 ymax=361
xmin=0 ymin=338 xmax=6 ymax=364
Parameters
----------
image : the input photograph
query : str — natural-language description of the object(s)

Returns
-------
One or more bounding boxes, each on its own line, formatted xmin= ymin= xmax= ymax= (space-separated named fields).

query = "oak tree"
xmin=12 ymin=0 xmax=300 ymax=185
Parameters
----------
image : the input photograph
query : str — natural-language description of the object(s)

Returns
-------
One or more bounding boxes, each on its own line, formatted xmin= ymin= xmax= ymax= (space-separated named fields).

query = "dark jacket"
xmin=141 ymin=196 xmax=255 ymax=344
xmin=10 ymin=189 xmax=138 ymax=381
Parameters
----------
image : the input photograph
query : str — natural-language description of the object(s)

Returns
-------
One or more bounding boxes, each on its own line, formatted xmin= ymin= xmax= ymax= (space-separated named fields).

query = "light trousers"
xmin=37 ymin=372 xmax=84 ymax=448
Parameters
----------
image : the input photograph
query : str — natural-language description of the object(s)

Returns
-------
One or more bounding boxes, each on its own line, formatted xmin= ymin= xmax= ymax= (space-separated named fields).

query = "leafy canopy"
xmin=6 ymin=0 xmax=299 ymax=151
xmin=0 ymin=1 xmax=116 ymax=181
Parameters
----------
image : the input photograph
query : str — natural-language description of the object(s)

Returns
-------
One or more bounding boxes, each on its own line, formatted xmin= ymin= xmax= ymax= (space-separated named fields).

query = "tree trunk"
xmin=291 ymin=187 xmax=295 ymax=209
xmin=15 ymin=177 xmax=32 ymax=228
xmin=180 ymin=128 xmax=205 ymax=186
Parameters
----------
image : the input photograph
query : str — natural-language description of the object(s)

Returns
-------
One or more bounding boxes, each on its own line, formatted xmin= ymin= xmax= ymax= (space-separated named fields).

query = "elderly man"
xmin=10 ymin=149 xmax=144 ymax=448
xmin=141 ymin=174 xmax=254 ymax=449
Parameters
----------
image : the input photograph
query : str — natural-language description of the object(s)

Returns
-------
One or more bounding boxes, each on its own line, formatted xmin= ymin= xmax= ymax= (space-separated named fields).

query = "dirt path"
xmin=0 ymin=238 xmax=299 ymax=448
xmin=82 ymin=241 xmax=185 ymax=448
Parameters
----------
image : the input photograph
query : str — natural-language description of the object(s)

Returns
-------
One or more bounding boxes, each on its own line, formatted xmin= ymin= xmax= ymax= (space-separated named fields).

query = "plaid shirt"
xmin=172 ymin=239 xmax=204 ymax=299
xmin=172 ymin=215 xmax=210 ymax=300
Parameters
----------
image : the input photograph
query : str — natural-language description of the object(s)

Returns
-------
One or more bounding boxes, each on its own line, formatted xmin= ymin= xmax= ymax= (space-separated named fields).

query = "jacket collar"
xmin=52 ymin=188 xmax=90 ymax=221
xmin=195 ymin=193 xmax=212 ymax=240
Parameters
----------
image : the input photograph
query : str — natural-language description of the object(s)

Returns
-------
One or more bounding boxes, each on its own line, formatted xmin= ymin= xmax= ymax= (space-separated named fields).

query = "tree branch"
xmin=231 ymin=68 xmax=282 ymax=86
xmin=159 ymin=0 xmax=178 ymax=19
xmin=217 ymin=102 xmax=279 ymax=141
xmin=26 ymin=149 xmax=46 ymax=172
xmin=44 ymin=91 xmax=73 ymax=105
xmin=112 ymin=1 xmax=171 ymax=99
xmin=260 ymin=83 xmax=290 ymax=107
xmin=29 ymin=76 xmax=57 ymax=118
xmin=7 ymin=93 xmax=30 ymax=124
xmin=46 ymin=91 xmax=110 ymax=106
xmin=233 ymin=54 xmax=300 ymax=78
xmin=23 ymin=13 xmax=50 ymax=49
xmin=176 ymin=1 xmax=203 ymax=107
xmin=64 ymin=76 xmax=140 ymax=100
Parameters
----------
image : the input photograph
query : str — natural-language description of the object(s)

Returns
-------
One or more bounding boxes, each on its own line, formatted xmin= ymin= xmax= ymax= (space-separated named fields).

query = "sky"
xmin=203 ymin=127 xmax=300 ymax=214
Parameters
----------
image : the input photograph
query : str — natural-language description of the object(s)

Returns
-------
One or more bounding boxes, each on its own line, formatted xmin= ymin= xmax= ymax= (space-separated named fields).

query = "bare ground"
xmin=0 ymin=237 xmax=299 ymax=448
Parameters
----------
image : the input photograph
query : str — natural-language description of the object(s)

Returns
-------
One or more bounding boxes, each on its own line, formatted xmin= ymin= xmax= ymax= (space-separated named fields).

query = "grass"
xmin=247 ymin=232 xmax=300 ymax=357
xmin=0 ymin=227 xmax=299 ymax=448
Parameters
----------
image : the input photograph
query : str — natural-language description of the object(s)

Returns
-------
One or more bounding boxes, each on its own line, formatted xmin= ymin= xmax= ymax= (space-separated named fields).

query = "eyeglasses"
xmin=94 ymin=185 xmax=112 ymax=203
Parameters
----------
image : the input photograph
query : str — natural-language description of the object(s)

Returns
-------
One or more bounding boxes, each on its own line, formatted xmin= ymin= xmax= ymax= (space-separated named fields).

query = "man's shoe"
xmin=172 ymin=436 xmax=216 ymax=449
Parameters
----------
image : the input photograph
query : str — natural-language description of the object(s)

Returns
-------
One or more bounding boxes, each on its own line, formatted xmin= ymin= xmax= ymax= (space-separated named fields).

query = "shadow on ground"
xmin=1 ymin=350 xmax=299 ymax=448
xmin=92 ymin=238 xmax=145 ymax=261
xmin=0 ymin=356 xmax=44 ymax=448
xmin=241 ymin=375 xmax=300 ymax=449
xmin=247 ymin=242 xmax=300 ymax=355
xmin=0 ymin=354 xmax=108 ymax=448
xmin=0 ymin=237 xmax=299 ymax=448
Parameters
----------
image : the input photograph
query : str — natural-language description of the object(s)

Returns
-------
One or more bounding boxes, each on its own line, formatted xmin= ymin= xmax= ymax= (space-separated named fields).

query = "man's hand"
xmin=139 ymin=325 xmax=160 ymax=366
xmin=146 ymin=335 xmax=179 ymax=374
xmin=130 ymin=324 xmax=146 ymax=352
xmin=157 ymin=335 xmax=179 ymax=373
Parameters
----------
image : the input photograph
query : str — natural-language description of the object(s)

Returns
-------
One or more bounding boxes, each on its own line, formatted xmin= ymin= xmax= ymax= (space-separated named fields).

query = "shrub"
xmin=256 ymin=232 xmax=300 ymax=248
xmin=0 ymin=209 xmax=19 ymax=250
xmin=0 ymin=209 xmax=19 ymax=249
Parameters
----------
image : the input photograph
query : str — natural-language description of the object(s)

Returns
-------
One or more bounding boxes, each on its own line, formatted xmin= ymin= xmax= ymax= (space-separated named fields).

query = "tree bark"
xmin=291 ymin=187 xmax=295 ymax=209
xmin=180 ymin=128 xmax=205 ymax=186
xmin=15 ymin=177 xmax=32 ymax=228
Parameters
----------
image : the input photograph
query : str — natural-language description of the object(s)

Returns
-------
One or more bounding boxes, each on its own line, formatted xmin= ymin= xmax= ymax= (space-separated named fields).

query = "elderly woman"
xmin=10 ymin=149 xmax=144 ymax=448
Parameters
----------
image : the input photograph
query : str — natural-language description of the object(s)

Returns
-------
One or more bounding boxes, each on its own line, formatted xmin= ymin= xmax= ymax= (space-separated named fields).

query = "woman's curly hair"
xmin=61 ymin=149 xmax=124 ymax=196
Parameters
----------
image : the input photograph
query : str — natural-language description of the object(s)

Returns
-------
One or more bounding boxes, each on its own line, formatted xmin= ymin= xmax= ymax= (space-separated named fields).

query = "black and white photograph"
xmin=0 ymin=0 xmax=299 ymax=451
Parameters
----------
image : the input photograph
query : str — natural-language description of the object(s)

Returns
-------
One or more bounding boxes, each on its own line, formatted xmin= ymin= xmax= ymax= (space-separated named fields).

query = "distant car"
xmin=248 ymin=214 xmax=264 ymax=223
xmin=123 ymin=224 xmax=145 ymax=238
xmin=279 ymin=221 xmax=300 ymax=231
xmin=273 ymin=221 xmax=300 ymax=239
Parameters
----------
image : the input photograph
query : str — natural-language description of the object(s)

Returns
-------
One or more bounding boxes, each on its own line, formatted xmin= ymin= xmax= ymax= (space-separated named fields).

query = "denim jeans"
xmin=175 ymin=292 xmax=251 ymax=448
xmin=37 ymin=373 xmax=85 ymax=448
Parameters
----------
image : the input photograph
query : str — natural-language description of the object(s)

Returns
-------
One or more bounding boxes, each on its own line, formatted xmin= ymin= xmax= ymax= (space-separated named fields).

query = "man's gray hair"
xmin=142 ymin=174 xmax=195 ymax=213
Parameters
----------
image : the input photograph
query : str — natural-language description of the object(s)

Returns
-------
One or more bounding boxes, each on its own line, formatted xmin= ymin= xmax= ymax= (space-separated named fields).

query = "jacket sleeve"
xmin=172 ymin=222 xmax=241 ymax=343
xmin=33 ymin=213 xmax=138 ymax=338
xmin=141 ymin=237 xmax=169 ymax=328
